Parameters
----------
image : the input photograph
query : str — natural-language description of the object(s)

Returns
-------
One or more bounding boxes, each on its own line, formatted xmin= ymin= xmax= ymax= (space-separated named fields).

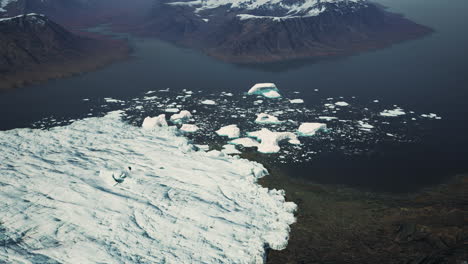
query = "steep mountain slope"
xmin=146 ymin=0 xmax=433 ymax=63
xmin=0 ymin=13 xmax=129 ymax=89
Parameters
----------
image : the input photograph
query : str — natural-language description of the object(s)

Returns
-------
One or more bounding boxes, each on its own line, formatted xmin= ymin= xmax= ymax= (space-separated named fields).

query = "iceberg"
xmin=248 ymin=83 xmax=282 ymax=98
xmin=0 ymin=112 xmax=296 ymax=264
xmin=142 ymin=114 xmax=168 ymax=128
xmin=255 ymin=113 xmax=284 ymax=124
xmin=222 ymin=144 xmax=242 ymax=155
xmin=180 ymin=124 xmax=199 ymax=133
xmin=297 ymin=123 xmax=327 ymax=136
xmin=216 ymin=124 xmax=241 ymax=139
xmin=170 ymin=110 xmax=192 ymax=124
xmin=247 ymin=128 xmax=300 ymax=153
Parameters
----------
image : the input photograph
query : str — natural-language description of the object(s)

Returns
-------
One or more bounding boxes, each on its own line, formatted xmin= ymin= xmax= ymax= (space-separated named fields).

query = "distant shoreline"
xmin=0 ymin=32 xmax=131 ymax=90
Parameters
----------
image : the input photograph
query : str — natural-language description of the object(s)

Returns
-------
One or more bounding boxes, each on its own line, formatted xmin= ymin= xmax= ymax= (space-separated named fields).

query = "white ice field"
xmin=0 ymin=111 xmax=296 ymax=263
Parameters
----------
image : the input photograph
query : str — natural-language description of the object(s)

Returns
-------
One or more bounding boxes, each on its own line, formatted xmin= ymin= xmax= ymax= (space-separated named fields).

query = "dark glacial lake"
xmin=1 ymin=0 xmax=467 ymax=193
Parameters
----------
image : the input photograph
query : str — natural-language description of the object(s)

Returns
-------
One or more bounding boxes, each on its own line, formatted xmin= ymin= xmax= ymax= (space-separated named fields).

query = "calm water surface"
xmin=1 ymin=0 xmax=467 ymax=192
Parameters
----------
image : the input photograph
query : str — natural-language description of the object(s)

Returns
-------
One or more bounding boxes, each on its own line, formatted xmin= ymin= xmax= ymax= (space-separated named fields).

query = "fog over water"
xmin=1 ymin=0 xmax=467 ymax=192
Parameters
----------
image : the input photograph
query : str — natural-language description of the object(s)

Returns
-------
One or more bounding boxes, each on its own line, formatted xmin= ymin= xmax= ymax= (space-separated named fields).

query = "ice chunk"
xmin=180 ymin=124 xmax=199 ymax=133
xmin=104 ymin=97 xmax=125 ymax=103
xmin=357 ymin=121 xmax=374 ymax=130
xmin=142 ymin=114 xmax=168 ymax=128
xmin=318 ymin=116 xmax=337 ymax=121
xmin=201 ymin=99 xmax=217 ymax=105
xmin=195 ymin=144 xmax=210 ymax=151
xmin=248 ymin=83 xmax=281 ymax=98
xmin=380 ymin=108 xmax=406 ymax=117
xmin=255 ymin=113 xmax=283 ymax=124
xmin=421 ymin=113 xmax=442 ymax=119
xmin=263 ymin=90 xmax=282 ymax=99
xmin=289 ymin=99 xmax=304 ymax=104
xmin=222 ymin=144 xmax=241 ymax=155
xmin=170 ymin=110 xmax=192 ymax=124
xmin=247 ymin=128 xmax=300 ymax=153
xmin=229 ymin=137 xmax=260 ymax=148
xmin=297 ymin=123 xmax=327 ymax=136
xmin=0 ymin=111 xmax=296 ymax=264
xmin=216 ymin=124 xmax=240 ymax=139
xmin=165 ymin=108 xmax=180 ymax=113
xmin=335 ymin=101 xmax=349 ymax=107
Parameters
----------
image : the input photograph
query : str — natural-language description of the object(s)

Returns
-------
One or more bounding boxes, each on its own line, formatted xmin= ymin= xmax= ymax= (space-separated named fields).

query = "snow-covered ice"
xmin=297 ymin=123 xmax=327 ymax=136
xmin=222 ymin=144 xmax=242 ymax=155
xmin=0 ymin=112 xmax=296 ymax=263
xmin=180 ymin=124 xmax=199 ymax=133
xmin=230 ymin=137 xmax=261 ymax=148
xmin=170 ymin=110 xmax=192 ymax=124
xmin=142 ymin=114 xmax=168 ymax=128
xmin=247 ymin=128 xmax=300 ymax=153
xmin=216 ymin=124 xmax=241 ymax=139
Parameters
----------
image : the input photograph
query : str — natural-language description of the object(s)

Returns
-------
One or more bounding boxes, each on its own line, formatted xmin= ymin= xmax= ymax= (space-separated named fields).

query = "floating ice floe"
xmin=179 ymin=124 xmax=199 ymax=133
xmin=335 ymin=101 xmax=349 ymax=107
xmin=380 ymin=108 xmax=406 ymax=117
xmin=297 ymin=123 xmax=327 ymax=136
xmin=357 ymin=120 xmax=374 ymax=130
xmin=165 ymin=108 xmax=180 ymax=113
xmin=255 ymin=113 xmax=284 ymax=124
xmin=289 ymin=99 xmax=304 ymax=104
xmin=170 ymin=110 xmax=192 ymax=124
xmin=222 ymin=144 xmax=242 ymax=155
xmin=318 ymin=116 xmax=338 ymax=121
xmin=247 ymin=128 xmax=300 ymax=153
xmin=0 ymin=112 xmax=296 ymax=263
xmin=229 ymin=137 xmax=261 ymax=148
xmin=104 ymin=97 xmax=125 ymax=103
xmin=201 ymin=99 xmax=217 ymax=105
xmin=421 ymin=113 xmax=442 ymax=119
xmin=216 ymin=124 xmax=241 ymax=139
xmin=142 ymin=114 xmax=168 ymax=128
xmin=248 ymin=83 xmax=282 ymax=99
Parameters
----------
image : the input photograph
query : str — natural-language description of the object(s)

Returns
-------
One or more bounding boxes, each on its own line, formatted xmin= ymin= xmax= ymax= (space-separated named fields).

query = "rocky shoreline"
xmin=258 ymin=167 xmax=467 ymax=264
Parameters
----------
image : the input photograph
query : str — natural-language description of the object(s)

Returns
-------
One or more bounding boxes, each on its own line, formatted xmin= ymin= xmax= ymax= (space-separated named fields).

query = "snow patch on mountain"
xmin=168 ymin=0 xmax=364 ymax=21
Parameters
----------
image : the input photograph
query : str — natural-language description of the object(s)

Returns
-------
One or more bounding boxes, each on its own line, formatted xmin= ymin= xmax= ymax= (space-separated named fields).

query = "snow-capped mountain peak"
xmin=168 ymin=0 xmax=366 ymax=20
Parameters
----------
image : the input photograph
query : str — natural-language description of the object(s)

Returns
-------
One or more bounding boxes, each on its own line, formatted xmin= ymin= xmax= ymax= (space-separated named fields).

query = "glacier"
xmin=0 ymin=111 xmax=296 ymax=263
